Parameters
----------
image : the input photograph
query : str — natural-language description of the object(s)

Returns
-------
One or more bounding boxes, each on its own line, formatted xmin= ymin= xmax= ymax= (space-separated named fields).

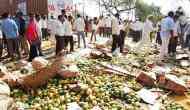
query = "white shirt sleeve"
xmin=36 ymin=23 xmax=42 ymax=40
xmin=0 ymin=30 xmax=3 ymax=39
xmin=81 ymin=19 xmax=85 ymax=29
xmin=55 ymin=21 xmax=60 ymax=35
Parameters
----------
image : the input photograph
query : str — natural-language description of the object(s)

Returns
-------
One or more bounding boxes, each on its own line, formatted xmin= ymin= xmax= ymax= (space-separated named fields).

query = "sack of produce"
xmin=58 ymin=65 xmax=80 ymax=78
xmin=0 ymin=64 xmax=9 ymax=78
xmin=90 ymin=50 xmax=103 ymax=59
xmin=32 ymin=57 xmax=49 ymax=71
xmin=105 ymin=39 xmax=112 ymax=46
xmin=95 ymin=44 xmax=106 ymax=49
xmin=136 ymin=72 xmax=156 ymax=87
xmin=0 ymin=81 xmax=10 ymax=96
xmin=0 ymin=95 xmax=16 ymax=110
xmin=0 ymin=73 xmax=21 ymax=88
xmin=19 ymin=66 xmax=57 ymax=90
xmin=52 ymin=54 xmax=76 ymax=73
xmin=58 ymin=70 xmax=79 ymax=78
xmin=15 ymin=60 xmax=29 ymax=70
xmin=51 ymin=56 xmax=66 ymax=73
xmin=67 ymin=102 xmax=82 ymax=110
xmin=0 ymin=80 xmax=16 ymax=110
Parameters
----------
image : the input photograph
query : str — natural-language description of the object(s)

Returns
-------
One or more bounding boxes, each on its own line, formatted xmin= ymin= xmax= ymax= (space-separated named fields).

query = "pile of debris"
xmin=0 ymin=40 xmax=189 ymax=110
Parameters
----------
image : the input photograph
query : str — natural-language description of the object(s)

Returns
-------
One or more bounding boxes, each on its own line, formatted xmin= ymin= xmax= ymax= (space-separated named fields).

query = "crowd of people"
xmin=0 ymin=8 xmax=190 ymax=62
xmin=128 ymin=7 xmax=190 ymax=62
xmin=155 ymin=8 xmax=190 ymax=61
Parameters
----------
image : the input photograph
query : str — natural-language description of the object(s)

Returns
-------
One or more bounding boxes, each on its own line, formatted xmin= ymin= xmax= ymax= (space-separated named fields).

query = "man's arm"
xmin=170 ymin=30 xmax=174 ymax=37
xmin=0 ymin=30 xmax=3 ymax=38
xmin=13 ymin=21 xmax=19 ymax=37
xmin=36 ymin=24 xmax=42 ymax=40
xmin=168 ymin=19 xmax=175 ymax=37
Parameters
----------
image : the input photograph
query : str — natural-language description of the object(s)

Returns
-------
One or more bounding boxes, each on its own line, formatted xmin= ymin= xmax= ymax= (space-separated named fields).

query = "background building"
xmin=0 ymin=0 xmax=74 ymax=16
xmin=0 ymin=0 xmax=17 ymax=15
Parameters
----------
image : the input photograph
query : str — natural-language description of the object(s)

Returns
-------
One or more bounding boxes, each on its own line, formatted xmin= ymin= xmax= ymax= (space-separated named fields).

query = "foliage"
xmin=96 ymin=0 xmax=161 ymax=21
xmin=135 ymin=0 xmax=161 ymax=21
xmin=95 ymin=0 xmax=136 ymax=15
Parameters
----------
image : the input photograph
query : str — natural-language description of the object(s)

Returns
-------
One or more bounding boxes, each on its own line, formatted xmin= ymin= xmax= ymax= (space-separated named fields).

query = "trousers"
xmin=77 ymin=31 xmax=86 ymax=48
xmin=6 ymin=38 xmax=21 ymax=58
xmin=185 ymin=35 xmax=190 ymax=50
xmin=160 ymin=36 xmax=171 ymax=59
xmin=55 ymin=35 xmax=65 ymax=55
xmin=111 ymin=33 xmax=125 ymax=53
xmin=168 ymin=37 xmax=178 ymax=54
xmin=20 ymin=34 xmax=29 ymax=54
xmin=65 ymin=36 xmax=74 ymax=52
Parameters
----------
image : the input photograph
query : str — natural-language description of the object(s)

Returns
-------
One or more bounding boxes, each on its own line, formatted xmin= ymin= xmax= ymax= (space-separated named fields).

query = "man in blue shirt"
xmin=160 ymin=11 xmax=175 ymax=61
xmin=1 ymin=13 xmax=21 ymax=60
xmin=15 ymin=12 xmax=29 ymax=56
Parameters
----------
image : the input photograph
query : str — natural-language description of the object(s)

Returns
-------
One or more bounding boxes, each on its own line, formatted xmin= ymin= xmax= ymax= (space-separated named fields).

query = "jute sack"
xmin=0 ymin=95 xmax=16 ymax=110
xmin=0 ymin=81 xmax=10 ymax=96
xmin=18 ymin=66 xmax=57 ymax=90
xmin=0 ymin=64 xmax=9 ymax=78
xmin=0 ymin=81 xmax=16 ymax=110
xmin=32 ymin=57 xmax=49 ymax=71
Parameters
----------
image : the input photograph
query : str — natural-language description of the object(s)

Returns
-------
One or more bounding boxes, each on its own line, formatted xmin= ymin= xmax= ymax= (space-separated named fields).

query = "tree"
xmin=135 ymin=0 xmax=161 ymax=21
xmin=95 ymin=0 xmax=161 ymax=21
xmin=95 ymin=0 xmax=136 ymax=16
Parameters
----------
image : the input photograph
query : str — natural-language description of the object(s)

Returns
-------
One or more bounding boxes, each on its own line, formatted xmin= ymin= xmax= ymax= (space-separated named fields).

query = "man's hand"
xmin=170 ymin=30 xmax=174 ymax=38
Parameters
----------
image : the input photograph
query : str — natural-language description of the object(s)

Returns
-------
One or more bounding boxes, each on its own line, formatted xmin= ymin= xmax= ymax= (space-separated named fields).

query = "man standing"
xmin=84 ymin=16 xmax=89 ymax=37
xmin=74 ymin=14 xmax=86 ymax=48
xmin=41 ymin=15 xmax=48 ymax=40
xmin=129 ymin=18 xmax=143 ymax=42
xmin=111 ymin=13 xmax=121 ymax=53
xmin=47 ymin=16 xmax=56 ymax=37
xmin=184 ymin=20 xmax=190 ymax=51
xmin=18 ymin=12 xmax=29 ymax=56
xmin=64 ymin=16 xmax=74 ymax=52
xmin=1 ymin=13 xmax=20 ymax=60
xmin=97 ymin=16 xmax=105 ymax=37
xmin=26 ymin=13 xmax=42 ymax=61
xmin=168 ymin=15 xmax=180 ymax=56
xmin=160 ymin=11 xmax=175 ymax=61
xmin=104 ymin=15 xmax=112 ymax=37
xmin=35 ymin=14 xmax=44 ymax=56
xmin=55 ymin=15 xmax=65 ymax=55
xmin=176 ymin=8 xmax=187 ymax=49
xmin=137 ymin=15 xmax=154 ymax=48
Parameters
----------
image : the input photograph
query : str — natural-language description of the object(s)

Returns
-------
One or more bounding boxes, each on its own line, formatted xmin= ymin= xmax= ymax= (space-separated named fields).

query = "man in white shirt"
xmin=35 ymin=14 xmax=44 ymax=56
xmin=55 ymin=15 xmax=65 ymax=55
xmin=64 ymin=16 xmax=74 ymax=52
xmin=137 ymin=15 xmax=154 ymax=48
xmin=130 ymin=19 xmax=143 ymax=42
xmin=104 ymin=15 xmax=112 ymax=37
xmin=74 ymin=14 xmax=86 ymax=48
xmin=41 ymin=15 xmax=48 ymax=40
xmin=111 ymin=13 xmax=121 ymax=53
xmin=90 ymin=17 xmax=98 ymax=43
xmin=179 ymin=15 xmax=187 ymax=49
xmin=47 ymin=16 xmax=56 ymax=36
xmin=160 ymin=11 xmax=175 ymax=60
xmin=97 ymin=16 xmax=105 ymax=37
